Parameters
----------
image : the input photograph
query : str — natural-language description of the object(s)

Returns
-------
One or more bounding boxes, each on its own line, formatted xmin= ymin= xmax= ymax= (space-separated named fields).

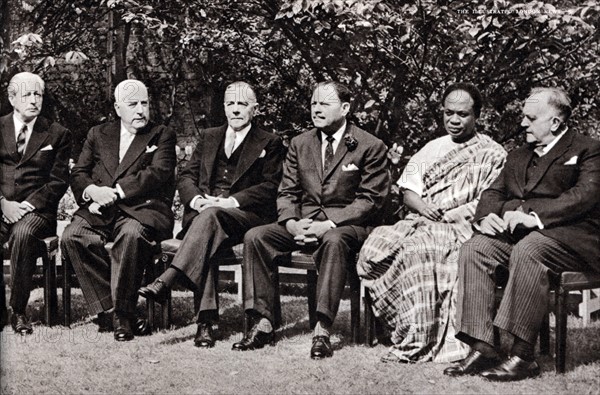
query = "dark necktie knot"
xmin=326 ymin=135 xmax=334 ymax=143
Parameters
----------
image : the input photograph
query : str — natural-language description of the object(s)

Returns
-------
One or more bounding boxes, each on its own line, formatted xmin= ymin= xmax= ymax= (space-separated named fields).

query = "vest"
xmin=210 ymin=136 xmax=247 ymax=197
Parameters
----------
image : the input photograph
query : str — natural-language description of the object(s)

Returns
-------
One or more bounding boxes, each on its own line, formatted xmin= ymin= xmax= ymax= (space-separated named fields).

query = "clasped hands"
xmin=85 ymin=185 xmax=120 ymax=215
xmin=1 ymin=199 xmax=34 ymax=224
xmin=192 ymin=194 xmax=237 ymax=213
xmin=478 ymin=210 xmax=538 ymax=236
xmin=286 ymin=218 xmax=333 ymax=247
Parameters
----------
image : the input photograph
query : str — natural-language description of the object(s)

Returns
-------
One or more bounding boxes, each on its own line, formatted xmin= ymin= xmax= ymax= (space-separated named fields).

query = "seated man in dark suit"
xmin=138 ymin=81 xmax=285 ymax=348
xmin=61 ymin=79 xmax=176 ymax=341
xmin=235 ymin=81 xmax=389 ymax=359
xmin=0 ymin=72 xmax=71 ymax=335
xmin=445 ymin=87 xmax=600 ymax=381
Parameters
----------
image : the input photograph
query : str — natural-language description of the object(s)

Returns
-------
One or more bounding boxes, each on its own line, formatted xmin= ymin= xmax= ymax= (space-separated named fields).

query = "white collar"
xmin=120 ymin=122 xmax=138 ymax=137
xmin=226 ymin=123 xmax=252 ymax=138
xmin=320 ymin=121 xmax=346 ymax=143
xmin=13 ymin=113 xmax=37 ymax=135
xmin=536 ymin=127 xmax=569 ymax=156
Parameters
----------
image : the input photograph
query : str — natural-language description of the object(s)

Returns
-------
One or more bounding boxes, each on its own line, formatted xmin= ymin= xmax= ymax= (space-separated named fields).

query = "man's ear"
xmin=114 ymin=102 xmax=121 ymax=117
xmin=341 ymin=102 xmax=351 ymax=116
xmin=550 ymin=116 xmax=563 ymax=134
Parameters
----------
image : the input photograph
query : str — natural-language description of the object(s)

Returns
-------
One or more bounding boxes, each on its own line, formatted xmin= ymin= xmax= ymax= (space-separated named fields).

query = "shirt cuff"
xmin=190 ymin=195 xmax=203 ymax=209
xmin=529 ymin=211 xmax=544 ymax=229
xmin=230 ymin=197 xmax=240 ymax=208
xmin=21 ymin=201 xmax=35 ymax=210
xmin=328 ymin=220 xmax=336 ymax=228
xmin=82 ymin=185 xmax=93 ymax=201
xmin=115 ymin=184 xmax=125 ymax=199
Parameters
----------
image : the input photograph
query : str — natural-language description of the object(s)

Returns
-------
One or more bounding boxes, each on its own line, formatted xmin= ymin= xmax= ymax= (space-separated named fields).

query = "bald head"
xmin=8 ymin=72 xmax=45 ymax=123
xmin=114 ymin=79 xmax=149 ymax=133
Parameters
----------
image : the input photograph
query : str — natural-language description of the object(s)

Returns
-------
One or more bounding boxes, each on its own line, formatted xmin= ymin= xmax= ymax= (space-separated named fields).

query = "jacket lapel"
xmin=100 ymin=122 xmax=120 ymax=178
xmin=0 ymin=114 xmax=19 ymax=162
xmin=232 ymin=125 xmax=266 ymax=186
xmin=524 ymin=129 xmax=575 ymax=193
xmin=203 ymin=125 xmax=227 ymax=184
xmin=115 ymin=124 xmax=156 ymax=179
xmin=512 ymin=147 xmax=532 ymax=195
xmin=310 ymin=129 xmax=324 ymax=182
xmin=19 ymin=117 xmax=50 ymax=164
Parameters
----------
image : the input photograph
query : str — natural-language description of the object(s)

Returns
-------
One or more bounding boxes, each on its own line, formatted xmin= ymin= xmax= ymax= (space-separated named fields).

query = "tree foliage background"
xmin=1 ymin=0 xmax=599 ymax=160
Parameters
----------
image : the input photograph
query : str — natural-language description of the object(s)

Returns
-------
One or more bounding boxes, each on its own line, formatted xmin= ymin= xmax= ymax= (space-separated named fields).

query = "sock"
xmin=314 ymin=321 xmax=331 ymax=338
xmin=256 ymin=317 xmax=273 ymax=333
xmin=158 ymin=267 xmax=180 ymax=287
xmin=471 ymin=340 xmax=499 ymax=358
xmin=511 ymin=337 xmax=535 ymax=361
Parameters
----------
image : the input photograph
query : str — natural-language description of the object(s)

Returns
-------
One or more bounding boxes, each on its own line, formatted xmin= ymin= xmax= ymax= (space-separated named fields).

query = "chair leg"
xmin=273 ymin=268 xmax=282 ymax=329
xmin=556 ymin=286 xmax=568 ymax=373
xmin=539 ymin=312 xmax=550 ymax=355
xmin=42 ymin=251 xmax=57 ymax=327
xmin=306 ymin=269 xmax=317 ymax=329
xmin=364 ymin=290 xmax=375 ymax=346
xmin=62 ymin=255 xmax=71 ymax=327
xmin=348 ymin=269 xmax=360 ymax=344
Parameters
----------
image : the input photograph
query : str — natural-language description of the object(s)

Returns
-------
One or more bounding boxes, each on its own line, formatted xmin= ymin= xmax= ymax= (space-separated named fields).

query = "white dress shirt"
xmin=13 ymin=113 xmax=37 ymax=152
xmin=320 ymin=121 xmax=346 ymax=168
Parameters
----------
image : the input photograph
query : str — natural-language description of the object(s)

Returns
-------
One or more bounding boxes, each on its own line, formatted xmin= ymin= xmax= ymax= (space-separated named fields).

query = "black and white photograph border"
xmin=1 ymin=0 xmax=600 ymax=394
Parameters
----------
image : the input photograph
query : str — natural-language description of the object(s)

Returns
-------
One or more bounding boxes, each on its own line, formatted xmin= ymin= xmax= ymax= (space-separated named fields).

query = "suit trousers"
xmin=1 ymin=213 xmax=52 ymax=314
xmin=243 ymin=223 xmax=368 ymax=325
xmin=61 ymin=215 xmax=156 ymax=315
xmin=456 ymin=231 xmax=588 ymax=345
xmin=171 ymin=207 xmax=264 ymax=322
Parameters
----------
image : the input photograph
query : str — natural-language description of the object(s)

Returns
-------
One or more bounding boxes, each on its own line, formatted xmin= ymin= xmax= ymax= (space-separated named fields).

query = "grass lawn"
xmin=1 ymin=288 xmax=599 ymax=394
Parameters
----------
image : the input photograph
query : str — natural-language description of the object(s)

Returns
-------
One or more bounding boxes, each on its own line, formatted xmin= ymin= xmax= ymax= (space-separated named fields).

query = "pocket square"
xmin=342 ymin=163 xmax=359 ymax=171
xmin=259 ymin=149 xmax=266 ymax=158
xmin=564 ymin=156 xmax=578 ymax=165
xmin=40 ymin=144 xmax=53 ymax=151
xmin=145 ymin=145 xmax=158 ymax=153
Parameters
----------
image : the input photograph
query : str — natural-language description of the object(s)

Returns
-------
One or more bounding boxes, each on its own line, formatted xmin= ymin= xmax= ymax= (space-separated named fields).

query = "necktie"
xmin=225 ymin=131 xmax=237 ymax=158
xmin=16 ymin=125 xmax=27 ymax=158
xmin=323 ymin=135 xmax=334 ymax=171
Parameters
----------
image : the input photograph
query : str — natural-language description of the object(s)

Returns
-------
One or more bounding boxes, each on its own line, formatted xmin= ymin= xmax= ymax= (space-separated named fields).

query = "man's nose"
xmin=521 ymin=118 xmax=528 ymax=127
xmin=449 ymin=114 xmax=460 ymax=123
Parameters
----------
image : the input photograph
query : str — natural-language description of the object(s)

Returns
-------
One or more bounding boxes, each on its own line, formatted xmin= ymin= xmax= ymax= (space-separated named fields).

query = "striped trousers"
xmin=456 ymin=231 xmax=588 ymax=345
xmin=61 ymin=215 xmax=155 ymax=316
xmin=0 ymin=213 xmax=53 ymax=314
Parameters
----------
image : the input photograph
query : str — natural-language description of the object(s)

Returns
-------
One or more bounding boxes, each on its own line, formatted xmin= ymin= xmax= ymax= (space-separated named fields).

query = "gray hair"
xmin=530 ymin=87 xmax=572 ymax=122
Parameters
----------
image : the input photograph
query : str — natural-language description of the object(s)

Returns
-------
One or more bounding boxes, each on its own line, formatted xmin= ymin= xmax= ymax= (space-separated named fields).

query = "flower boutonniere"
xmin=344 ymin=134 xmax=358 ymax=151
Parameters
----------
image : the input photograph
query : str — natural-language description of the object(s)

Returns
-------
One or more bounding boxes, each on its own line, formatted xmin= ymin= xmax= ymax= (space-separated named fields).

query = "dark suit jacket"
xmin=278 ymin=123 xmax=389 ymax=227
xmin=178 ymin=124 xmax=285 ymax=230
xmin=475 ymin=129 xmax=600 ymax=268
xmin=0 ymin=113 xmax=71 ymax=222
xmin=71 ymin=121 xmax=177 ymax=239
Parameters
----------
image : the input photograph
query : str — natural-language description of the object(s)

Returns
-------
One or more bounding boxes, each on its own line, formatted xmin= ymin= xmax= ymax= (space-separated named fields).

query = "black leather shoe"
xmin=11 ymin=313 xmax=33 ymax=335
xmin=310 ymin=335 xmax=333 ymax=359
xmin=133 ymin=317 xmax=152 ymax=336
xmin=443 ymin=350 xmax=501 ymax=376
xmin=93 ymin=312 xmax=113 ymax=333
xmin=138 ymin=279 xmax=169 ymax=303
xmin=480 ymin=355 xmax=540 ymax=381
xmin=194 ymin=323 xmax=215 ymax=348
xmin=231 ymin=325 xmax=274 ymax=351
xmin=113 ymin=314 xmax=134 ymax=342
